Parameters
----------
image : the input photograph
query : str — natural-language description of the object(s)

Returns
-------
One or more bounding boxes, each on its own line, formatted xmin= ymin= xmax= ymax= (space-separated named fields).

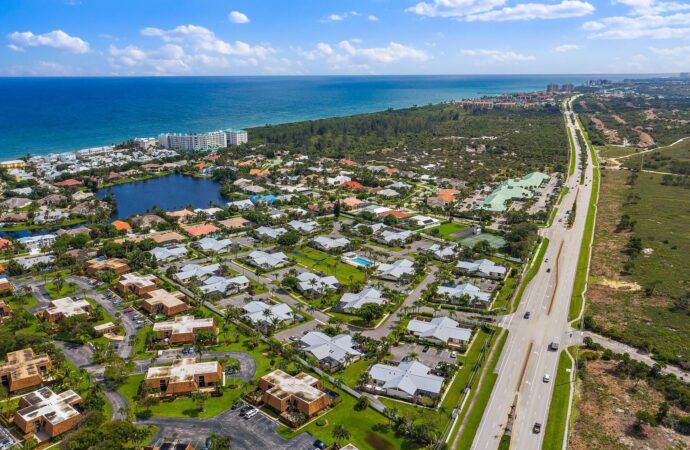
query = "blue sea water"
xmin=0 ymin=74 xmax=650 ymax=159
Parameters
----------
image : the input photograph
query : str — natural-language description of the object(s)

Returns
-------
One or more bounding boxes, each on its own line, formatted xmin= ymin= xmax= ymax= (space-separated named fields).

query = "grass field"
xmin=597 ymin=145 xmax=640 ymax=159
xmin=542 ymin=348 xmax=574 ymax=450
xmin=45 ymin=281 xmax=78 ymax=299
xmin=429 ymin=222 xmax=470 ymax=241
xmin=511 ymin=238 xmax=549 ymax=313
xmin=118 ymin=373 xmax=242 ymax=419
xmin=569 ymin=135 xmax=599 ymax=322
xmin=587 ymin=169 xmax=690 ymax=364
xmin=452 ymin=329 xmax=508 ymax=449
xmin=622 ymin=137 xmax=690 ymax=173
xmin=288 ymin=246 xmax=365 ymax=285
xmin=567 ymin=127 xmax=577 ymax=176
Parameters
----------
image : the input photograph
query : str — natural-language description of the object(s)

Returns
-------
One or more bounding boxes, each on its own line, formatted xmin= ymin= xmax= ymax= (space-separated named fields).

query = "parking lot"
xmin=390 ymin=342 xmax=458 ymax=368
xmin=273 ymin=319 xmax=322 ymax=344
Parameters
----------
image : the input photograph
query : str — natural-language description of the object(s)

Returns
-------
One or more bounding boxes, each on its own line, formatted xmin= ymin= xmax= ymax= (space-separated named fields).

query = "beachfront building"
xmin=152 ymin=316 xmax=217 ymax=344
xmin=0 ymin=349 xmax=52 ymax=393
xmin=258 ymin=370 xmax=331 ymax=419
xmin=144 ymin=358 xmax=223 ymax=397
xmin=159 ymin=130 xmax=228 ymax=151
xmin=226 ymin=129 xmax=248 ymax=146
xmin=480 ymin=172 xmax=549 ymax=212
xmin=14 ymin=388 xmax=82 ymax=441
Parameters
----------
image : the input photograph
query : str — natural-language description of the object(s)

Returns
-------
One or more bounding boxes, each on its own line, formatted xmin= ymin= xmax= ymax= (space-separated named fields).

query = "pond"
xmin=97 ymin=174 xmax=228 ymax=220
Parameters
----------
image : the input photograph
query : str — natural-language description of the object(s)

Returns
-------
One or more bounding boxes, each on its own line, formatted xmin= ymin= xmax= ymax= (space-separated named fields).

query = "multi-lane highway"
xmin=470 ymin=97 xmax=595 ymax=450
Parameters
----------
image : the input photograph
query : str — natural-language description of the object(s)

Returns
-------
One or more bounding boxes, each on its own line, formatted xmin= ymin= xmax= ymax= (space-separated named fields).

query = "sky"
xmin=1 ymin=0 xmax=690 ymax=76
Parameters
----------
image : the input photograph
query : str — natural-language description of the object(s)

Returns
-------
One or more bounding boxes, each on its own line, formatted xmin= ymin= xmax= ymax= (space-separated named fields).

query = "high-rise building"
xmin=158 ymin=130 xmax=227 ymax=151
xmin=562 ymin=83 xmax=574 ymax=93
xmin=547 ymin=83 xmax=559 ymax=94
xmin=226 ymin=129 xmax=248 ymax=146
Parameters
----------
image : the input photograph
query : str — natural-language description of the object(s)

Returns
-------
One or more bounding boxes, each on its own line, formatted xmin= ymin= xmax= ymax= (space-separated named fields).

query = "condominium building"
xmin=14 ymin=387 xmax=82 ymax=441
xmin=145 ymin=358 xmax=223 ymax=396
xmin=0 ymin=348 xmax=52 ymax=393
xmin=85 ymin=257 xmax=130 ymax=276
xmin=42 ymin=297 xmax=92 ymax=323
xmin=226 ymin=129 xmax=248 ymax=146
xmin=140 ymin=289 xmax=189 ymax=316
xmin=0 ymin=300 xmax=12 ymax=322
xmin=158 ymin=131 xmax=227 ymax=151
xmin=116 ymin=272 xmax=160 ymax=296
xmin=259 ymin=370 xmax=330 ymax=418
xmin=152 ymin=315 xmax=217 ymax=344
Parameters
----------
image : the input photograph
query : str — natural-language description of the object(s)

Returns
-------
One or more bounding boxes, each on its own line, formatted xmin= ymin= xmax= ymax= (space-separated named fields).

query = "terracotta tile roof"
xmin=112 ymin=220 xmax=131 ymax=231
xmin=183 ymin=223 xmax=219 ymax=237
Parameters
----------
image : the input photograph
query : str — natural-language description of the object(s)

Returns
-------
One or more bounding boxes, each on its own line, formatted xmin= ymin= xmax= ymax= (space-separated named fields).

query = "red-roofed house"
xmin=339 ymin=181 xmax=364 ymax=190
xmin=167 ymin=210 xmax=195 ymax=222
xmin=386 ymin=167 xmax=397 ymax=175
xmin=204 ymin=154 xmax=220 ymax=161
xmin=111 ymin=220 xmax=131 ymax=232
xmin=183 ymin=223 xmax=219 ymax=237
xmin=194 ymin=163 xmax=206 ymax=171
xmin=342 ymin=197 xmax=365 ymax=209
xmin=0 ymin=238 xmax=13 ymax=251
xmin=339 ymin=159 xmax=357 ymax=167
xmin=54 ymin=179 xmax=83 ymax=188
xmin=378 ymin=210 xmax=413 ymax=219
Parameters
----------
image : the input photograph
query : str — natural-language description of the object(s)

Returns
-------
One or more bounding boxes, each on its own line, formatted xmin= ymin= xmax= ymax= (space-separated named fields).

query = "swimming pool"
xmin=352 ymin=257 xmax=374 ymax=267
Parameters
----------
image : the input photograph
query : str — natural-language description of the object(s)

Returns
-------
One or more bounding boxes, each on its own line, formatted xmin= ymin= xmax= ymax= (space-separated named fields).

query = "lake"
xmin=97 ymin=174 xmax=227 ymax=220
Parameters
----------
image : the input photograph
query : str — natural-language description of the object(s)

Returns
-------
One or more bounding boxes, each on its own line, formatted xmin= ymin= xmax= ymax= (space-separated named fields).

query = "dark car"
xmin=533 ymin=422 xmax=542 ymax=434
xmin=422 ymin=346 xmax=430 ymax=353
xmin=231 ymin=401 xmax=243 ymax=410
xmin=524 ymin=311 xmax=531 ymax=319
xmin=314 ymin=440 xmax=327 ymax=450
xmin=546 ymin=268 xmax=551 ymax=273
xmin=239 ymin=405 xmax=253 ymax=416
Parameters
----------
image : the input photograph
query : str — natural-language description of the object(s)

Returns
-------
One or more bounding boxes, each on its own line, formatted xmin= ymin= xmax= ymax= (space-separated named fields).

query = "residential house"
xmin=375 ymin=259 xmax=415 ymax=281
xmin=367 ymin=361 xmax=444 ymax=401
xmin=246 ymin=251 xmax=289 ymax=270
xmin=199 ymin=275 xmax=250 ymax=295
xmin=310 ymin=236 xmax=350 ymax=253
xmin=130 ymin=214 xmax=166 ymax=229
xmin=288 ymin=220 xmax=319 ymax=234
xmin=335 ymin=287 xmax=385 ymax=312
xmin=299 ymin=332 xmax=361 ymax=369
xmin=255 ymin=226 xmax=287 ymax=241
xmin=227 ymin=199 xmax=254 ymax=211
xmin=407 ymin=317 xmax=472 ymax=346
xmin=0 ymin=277 xmax=13 ymax=293
xmin=373 ymin=230 xmax=413 ymax=246
xmin=150 ymin=245 xmax=188 ymax=262
xmin=149 ymin=231 xmax=187 ymax=246
xmin=296 ymin=272 xmax=339 ymax=297
xmin=174 ymin=263 xmax=220 ymax=284
xmin=17 ymin=234 xmax=56 ymax=253
xmin=166 ymin=209 xmax=195 ymax=222
xmin=183 ymin=223 xmax=219 ymax=238
xmin=408 ymin=215 xmax=441 ymax=227
xmin=219 ymin=217 xmax=251 ymax=229
xmin=0 ymin=300 xmax=12 ymax=321
xmin=437 ymin=283 xmax=491 ymax=306
xmin=243 ymin=301 xmax=294 ymax=327
xmin=425 ymin=244 xmax=457 ymax=262
xmin=456 ymin=259 xmax=507 ymax=279
xmin=194 ymin=237 xmax=233 ymax=253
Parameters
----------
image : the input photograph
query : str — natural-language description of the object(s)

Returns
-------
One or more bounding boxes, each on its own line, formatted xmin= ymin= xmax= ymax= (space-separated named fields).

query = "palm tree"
xmin=332 ymin=424 xmax=351 ymax=447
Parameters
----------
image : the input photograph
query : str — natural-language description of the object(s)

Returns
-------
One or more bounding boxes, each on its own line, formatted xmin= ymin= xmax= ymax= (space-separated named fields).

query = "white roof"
xmin=16 ymin=387 xmax=82 ymax=426
xmin=456 ymin=259 xmax=507 ymax=276
xmin=196 ymin=237 xmax=233 ymax=252
xmin=175 ymin=263 xmax=219 ymax=282
xmin=312 ymin=235 xmax=350 ymax=249
xmin=297 ymin=272 xmax=339 ymax=293
xmin=150 ymin=245 xmax=187 ymax=261
xmin=337 ymin=287 xmax=385 ymax=310
xmin=369 ymin=361 xmax=444 ymax=396
xmin=247 ymin=250 xmax=288 ymax=268
xmin=300 ymin=331 xmax=361 ymax=363
xmin=199 ymin=275 xmax=249 ymax=294
xmin=376 ymin=259 xmax=415 ymax=279
xmin=407 ymin=317 xmax=472 ymax=344
xmin=437 ymin=283 xmax=491 ymax=303
xmin=288 ymin=220 xmax=319 ymax=233
xmin=376 ymin=229 xmax=413 ymax=244
xmin=427 ymin=243 xmax=456 ymax=259
xmin=256 ymin=226 xmax=287 ymax=239
xmin=153 ymin=315 xmax=214 ymax=334
xmin=243 ymin=301 xmax=293 ymax=324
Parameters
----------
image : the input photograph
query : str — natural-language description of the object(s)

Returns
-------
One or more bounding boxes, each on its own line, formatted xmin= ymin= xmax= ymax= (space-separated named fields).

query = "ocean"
xmin=0 ymin=74 xmax=644 ymax=159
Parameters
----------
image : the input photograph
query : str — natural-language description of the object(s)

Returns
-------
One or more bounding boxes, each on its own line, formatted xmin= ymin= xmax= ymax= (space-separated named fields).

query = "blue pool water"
xmin=352 ymin=257 xmax=374 ymax=267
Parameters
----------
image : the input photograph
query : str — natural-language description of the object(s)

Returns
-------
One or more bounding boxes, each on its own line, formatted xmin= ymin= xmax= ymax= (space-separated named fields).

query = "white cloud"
xmin=300 ymin=40 xmax=429 ymax=70
xmin=461 ymin=48 xmax=535 ymax=61
xmin=368 ymin=15 xmax=380 ymax=21
xmin=555 ymin=44 xmax=582 ymax=52
xmin=140 ymin=24 xmax=273 ymax=58
xmin=7 ymin=29 xmax=90 ymax=53
xmin=649 ymin=44 xmax=690 ymax=54
xmin=321 ymin=11 xmax=364 ymax=22
xmin=466 ymin=1 xmax=594 ymax=21
xmin=406 ymin=0 xmax=594 ymax=21
xmin=7 ymin=44 xmax=24 ymax=52
xmin=228 ymin=11 xmax=250 ymax=24
xmin=585 ymin=1 xmax=690 ymax=39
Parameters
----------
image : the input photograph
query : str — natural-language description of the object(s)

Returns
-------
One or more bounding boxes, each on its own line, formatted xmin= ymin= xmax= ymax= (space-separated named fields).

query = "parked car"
xmin=288 ymin=336 xmax=298 ymax=342
xmin=533 ymin=422 xmax=542 ymax=434
xmin=231 ymin=401 xmax=243 ymax=410
xmin=450 ymin=351 xmax=457 ymax=358
xmin=422 ymin=346 xmax=430 ymax=353
xmin=244 ymin=408 xmax=258 ymax=419
xmin=546 ymin=268 xmax=551 ymax=273
xmin=239 ymin=406 xmax=253 ymax=416
xmin=314 ymin=440 xmax=327 ymax=450
xmin=524 ymin=311 xmax=531 ymax=319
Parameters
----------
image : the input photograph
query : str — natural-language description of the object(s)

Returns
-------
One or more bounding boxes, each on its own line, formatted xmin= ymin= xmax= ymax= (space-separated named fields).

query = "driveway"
xmin=274 ymin=320 xmax=321 ymax=343
xmin=138 ymin=407 xmax=315 ymax=450
xmin=390 ymin=342 xmax=455 ymax=367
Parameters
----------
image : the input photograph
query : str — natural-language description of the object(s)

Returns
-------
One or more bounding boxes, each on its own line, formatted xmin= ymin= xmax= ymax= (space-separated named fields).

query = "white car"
xmin=450 ymin=351 xmax=457 ymax=359
xmin=244 ymin=408 xmax=259 ymax=419
xmin=543 ymin=374 xmax=551 ymax=383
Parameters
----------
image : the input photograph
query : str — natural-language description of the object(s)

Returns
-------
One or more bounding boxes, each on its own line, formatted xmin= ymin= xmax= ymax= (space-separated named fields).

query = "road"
xmin=470 ymin=98 xmax=596 ymax=450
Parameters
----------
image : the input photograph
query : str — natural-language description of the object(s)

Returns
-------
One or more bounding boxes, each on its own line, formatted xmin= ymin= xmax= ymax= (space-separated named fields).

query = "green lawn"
xmin=45 ymin=281 xmax=78 ymax=299
xmin=542 ymin=348 xmax=574 ymax=450
xmin=567 ymin=126 xmax=577 ymax=176
xmin=460 ymin=233 xmax=506 ymax=249
xmin=4 ymin=293 xmax=38 ymax=310
xmin=118 ymin=374 xmax=242 ymax=419
xmin=288 ymin=246 xmax=365 ymax=285
xmin=569 ymin=137 xmax=599 ymax=322
xmin=490 ymin=273 xmax=517 ymax=312
xmin=429 ymin=222 xmax=470 ymax=241
xmin=277 ymin=380 xmax=405 ymax=450
xmin=511 ymin=238 xmax=549 ymax=313
xmin=452 ymin=330 xmax=508 ymax=449
xmin=337 ymin=358 xmax=371 ymax=388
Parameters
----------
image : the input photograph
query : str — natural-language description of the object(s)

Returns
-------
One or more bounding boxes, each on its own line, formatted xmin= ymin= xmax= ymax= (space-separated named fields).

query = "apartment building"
xmin=116 ymin=272 xmax=159 ymax=296
xmin=259 ymin=370 xmax=330 ymax=418
xmin=42 ymin=297 xmax=92 ymax=323
xmin=0 ymin=348 xmax=52 ymax=393
xmin=226 ymin=129 xmax=248 ymax=146
xmin=140 ymin=289 xmax=189 ymax=316
xmin=144 ymin=358 xmax=223 ymax=396
xmin=152 ymin=315 xmax=217 ymax=344
xmin=14 ymin=388 xmax=82 ymax=441
xmin=85 ymin=257 xmax=130 ymax=276
xmin=159 ymin=131 xmax=227 ymax=151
